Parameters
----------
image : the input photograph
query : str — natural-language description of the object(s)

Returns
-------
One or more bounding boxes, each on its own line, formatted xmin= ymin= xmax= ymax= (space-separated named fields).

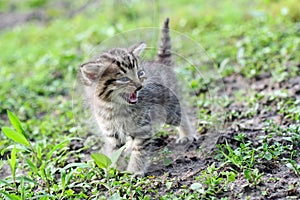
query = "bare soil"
xmin=146 ymin=72 xmax=300 ymax=199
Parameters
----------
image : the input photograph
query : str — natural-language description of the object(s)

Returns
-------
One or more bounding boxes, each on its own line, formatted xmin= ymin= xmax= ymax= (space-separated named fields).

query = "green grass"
xmin=1 ymin=0 xmax=300 ymax=199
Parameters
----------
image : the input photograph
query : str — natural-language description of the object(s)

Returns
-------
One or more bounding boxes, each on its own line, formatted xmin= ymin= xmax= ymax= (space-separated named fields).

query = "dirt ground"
xmin=146 ymin=72 xmax=300 ymax=199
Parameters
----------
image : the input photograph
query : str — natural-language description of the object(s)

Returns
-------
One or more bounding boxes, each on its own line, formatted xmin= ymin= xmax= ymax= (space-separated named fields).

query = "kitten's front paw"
xmin=132 ymin=171 xmax=145 ymax=178
xmin=176 ymin=135 xmax=198 ymax=144
xmin=127 ymin=166 xmax=145 ymax=177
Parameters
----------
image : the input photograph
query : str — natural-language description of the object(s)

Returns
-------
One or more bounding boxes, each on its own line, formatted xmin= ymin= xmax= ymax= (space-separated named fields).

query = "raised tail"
xmin=155 ymin=18 xmax=172 ymax=66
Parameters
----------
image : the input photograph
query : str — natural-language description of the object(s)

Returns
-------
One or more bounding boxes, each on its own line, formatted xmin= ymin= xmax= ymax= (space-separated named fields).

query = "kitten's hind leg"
xmin=176 ymin=111 xmax=198 ymax=144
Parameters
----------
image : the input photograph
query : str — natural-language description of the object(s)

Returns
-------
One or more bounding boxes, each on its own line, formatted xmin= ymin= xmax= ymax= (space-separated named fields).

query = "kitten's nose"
xmin=134 ymin=83 xmax=142 ymax=91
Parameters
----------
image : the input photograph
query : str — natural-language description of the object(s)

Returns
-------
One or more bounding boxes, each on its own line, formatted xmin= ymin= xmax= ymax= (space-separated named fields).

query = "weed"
xmin=218 ymin=140 xmax=255 ymax=170
xmin=286 ymin=159 xmax=300 ymax=177
xmin=159 ymin=147 xmax=173 ymax=167
xmin=1 ymin=111 xmax=86 ymax=198
xmin=243 ymin=168 xmax=264 ymax=187
xmin=190 ymin=163 xmax=236 ymax=199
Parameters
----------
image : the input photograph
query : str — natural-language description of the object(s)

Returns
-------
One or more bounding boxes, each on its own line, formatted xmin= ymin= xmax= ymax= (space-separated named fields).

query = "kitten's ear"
xmin=129 ymin=42 xmax=146 ymax=57
xmin=80 ymin=62 xmax=102 ymax=85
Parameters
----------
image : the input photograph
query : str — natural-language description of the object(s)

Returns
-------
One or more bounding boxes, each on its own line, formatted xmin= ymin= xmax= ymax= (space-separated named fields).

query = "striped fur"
xmin=80 ymin=18 xmax=196 ymax=176
xmin=155 ymin=18 xmax=172 ymax=66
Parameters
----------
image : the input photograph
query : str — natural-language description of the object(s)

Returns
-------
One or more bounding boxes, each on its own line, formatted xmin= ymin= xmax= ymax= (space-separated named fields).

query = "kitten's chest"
xmin=98 ymin=106 xmax=148 ymax=133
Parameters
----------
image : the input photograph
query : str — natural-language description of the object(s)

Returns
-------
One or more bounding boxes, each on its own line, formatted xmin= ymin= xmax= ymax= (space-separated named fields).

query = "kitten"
xmin=80 ymin=18 xmax=196 ymax=176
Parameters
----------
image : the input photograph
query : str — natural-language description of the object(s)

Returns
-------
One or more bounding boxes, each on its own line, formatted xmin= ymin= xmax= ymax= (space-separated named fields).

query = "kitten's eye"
xmin=119 ymin=77 xmax=130 ymax=82
xmin=138 ymin=70 xmax=145 ymax=78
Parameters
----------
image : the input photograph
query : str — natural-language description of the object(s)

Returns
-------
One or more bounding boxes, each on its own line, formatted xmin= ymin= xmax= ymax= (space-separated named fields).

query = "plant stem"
xmin=29 ymin=143 xmax=51 ymax=194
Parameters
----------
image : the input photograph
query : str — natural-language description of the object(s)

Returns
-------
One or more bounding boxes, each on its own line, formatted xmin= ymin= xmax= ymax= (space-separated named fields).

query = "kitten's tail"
xmin=155 ymin=18 xmax=172 ymax=66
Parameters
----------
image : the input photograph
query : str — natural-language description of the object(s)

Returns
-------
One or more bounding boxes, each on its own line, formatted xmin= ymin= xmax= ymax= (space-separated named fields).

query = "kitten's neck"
xmin=94 ymin=99 xmax=131 ymax=117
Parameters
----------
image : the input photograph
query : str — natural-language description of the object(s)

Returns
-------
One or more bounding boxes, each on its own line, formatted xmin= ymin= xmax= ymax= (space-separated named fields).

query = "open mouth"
xmin=129 ymin=90 xmax=138 ymax=104
xmin=120 ymin=89 xmax=139 ymax=104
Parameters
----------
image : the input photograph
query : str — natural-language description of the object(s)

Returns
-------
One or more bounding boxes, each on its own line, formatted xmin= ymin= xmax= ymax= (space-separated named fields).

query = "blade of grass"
xmin=2 ymin=127 xmax=30 ymax=146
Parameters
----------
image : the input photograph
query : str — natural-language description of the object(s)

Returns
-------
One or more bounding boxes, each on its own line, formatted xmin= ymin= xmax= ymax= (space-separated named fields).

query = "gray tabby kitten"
xmin=80 ymin=18 xmax=196 ymax=176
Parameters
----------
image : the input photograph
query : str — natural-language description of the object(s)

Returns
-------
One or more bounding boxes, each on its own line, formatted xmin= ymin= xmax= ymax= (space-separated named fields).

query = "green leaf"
xmin=91 ymin=153 xmax=112 ymax=170
xmin=166 ymin=181 xmax=172 ymax=189
xmin=111 ymin=145 xmax=126 ymax=165
xmin=16 ymin=176 xmax=38 ymax=185
xmin=2 ymin=127 xmax=30 ymax=146
xmin=2 ymin=144 xmax=29 ymax=156
xmin=46 ymin=137 xmax=81 ymax=160
xmin=0 ymin=139 xmax=8 ymax=147
xmin=63 ymin=163 xmax=90 ymax=170
xmin=8 ymin=144 xmax=17 ymax=179
xmin=190 ymin=79 xmax=198 ymax=89
xmin=0 ymin=191 xmax=22 ymax=200
xmin=0 ymin=179 xmax=11 ymax=186
xmin=65 ymin=171 xmax=75 ymax=186
xmin=60 ymin=169 xmax=66 ymax=188
xmin=109 ymin=193 xmax=122 ymax=200
xmin=46 ymin=140 xmax=69 ymax=160
xmin=7 ymin=110 xmax=25 ymax=136
xmin=227 ymin=172 xmax=236 ymax=182
xmin=29 ymin=194 xmax=57 ymax=199
xmin=37 ymin=145 xmax=42 ymax=161
xmin=243 ymin=169 xmax=251 ymax=181
xmin=26 ymin=158 xmax=39 ymax=175
xmin=20 ymin=177 xmax=25 ymax=200
xmin=190 ymin=182 xmax=202 ymax=190
xmin=39 ymin=162 xmax=46 ymax=180
xmin=264 ymin=152 xmax=272 ymax=161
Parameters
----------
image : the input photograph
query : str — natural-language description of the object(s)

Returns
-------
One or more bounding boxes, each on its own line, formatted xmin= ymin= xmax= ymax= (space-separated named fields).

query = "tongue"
xmin=129 ymin=91 xmax=137 ymax=103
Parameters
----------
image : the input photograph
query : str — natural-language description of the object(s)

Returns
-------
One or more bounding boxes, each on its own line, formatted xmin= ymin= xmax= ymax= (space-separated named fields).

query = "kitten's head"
xmin=80 ymin=42 xmax=147 ymax=105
